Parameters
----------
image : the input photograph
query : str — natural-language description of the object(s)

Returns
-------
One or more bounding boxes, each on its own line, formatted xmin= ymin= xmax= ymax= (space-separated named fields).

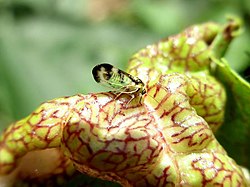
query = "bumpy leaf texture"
xmin=0 ymin=17 xmax=249 ymax=187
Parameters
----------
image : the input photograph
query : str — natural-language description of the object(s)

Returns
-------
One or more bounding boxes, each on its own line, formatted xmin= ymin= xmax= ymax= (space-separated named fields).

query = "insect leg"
xmin=125 ymin=94 xmax=135 ymax=106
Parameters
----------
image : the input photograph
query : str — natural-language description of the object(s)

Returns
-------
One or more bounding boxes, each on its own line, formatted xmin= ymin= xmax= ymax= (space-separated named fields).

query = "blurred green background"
xmin=0 ymin=0 xmax=249 ymax=130
xmin=0 ymin=0 xmax=249 ymax=186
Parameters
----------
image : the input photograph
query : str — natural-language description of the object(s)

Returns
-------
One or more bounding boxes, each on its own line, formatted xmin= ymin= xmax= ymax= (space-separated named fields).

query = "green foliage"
xmin=213 ymin=58 xmax=250 ymax=168
xmin=0 ymin=0 xmax=249 ymax=186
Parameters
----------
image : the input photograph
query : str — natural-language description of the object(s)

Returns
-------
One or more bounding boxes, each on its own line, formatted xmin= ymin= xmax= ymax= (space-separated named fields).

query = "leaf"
xmin=213 ymin=58 xmax=250 ymax=168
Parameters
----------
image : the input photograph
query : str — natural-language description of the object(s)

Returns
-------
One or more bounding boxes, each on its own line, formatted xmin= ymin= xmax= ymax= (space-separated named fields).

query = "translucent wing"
xmin=92 ymin=63 xmax=143 ymax=93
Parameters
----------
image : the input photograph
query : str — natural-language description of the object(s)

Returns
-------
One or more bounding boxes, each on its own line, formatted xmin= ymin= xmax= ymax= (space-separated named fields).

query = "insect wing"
xmin=92 ymin=63 xmax=113 ymax=83
xmin=92 ymin=63 xmax=117 ymax=89
xmin=92 ymin=63 xmax=138 ymax=91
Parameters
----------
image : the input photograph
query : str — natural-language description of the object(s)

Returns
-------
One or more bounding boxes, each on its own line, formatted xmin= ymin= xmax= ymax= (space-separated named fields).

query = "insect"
xmin=92 ymin=63 xmax=146 ymax=104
